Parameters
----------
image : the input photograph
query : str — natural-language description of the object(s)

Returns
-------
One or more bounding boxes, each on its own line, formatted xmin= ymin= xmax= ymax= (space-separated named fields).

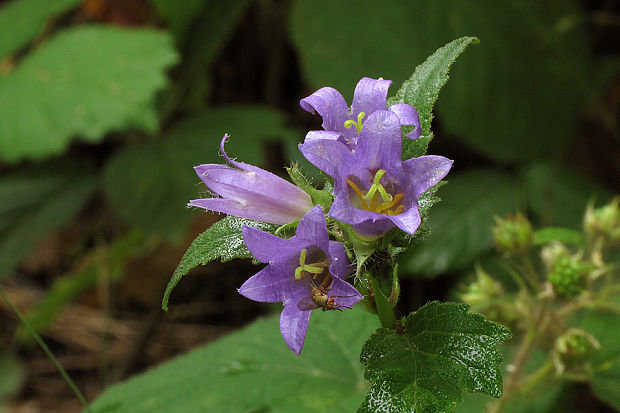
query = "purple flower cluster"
xmin=189 ymin=77 xmax=452 ymax=353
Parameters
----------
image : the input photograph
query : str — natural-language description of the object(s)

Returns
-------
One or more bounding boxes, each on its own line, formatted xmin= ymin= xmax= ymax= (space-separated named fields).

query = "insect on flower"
xmin=297 ymin=273 xmax=354 ymax=312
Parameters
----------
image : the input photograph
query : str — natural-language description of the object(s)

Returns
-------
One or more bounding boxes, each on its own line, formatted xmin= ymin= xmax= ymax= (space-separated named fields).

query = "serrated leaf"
xmin=0 ymin=26 xmax=177 ymax=162
xmin=88 ymin=309 xmax=378 ymax=413
xmin=388 ymin=36 xmax=478 ymax=160
xmin=162 ymin=216 xmax=276 ymax=311
xmin=103 ymin=107 xmax=296 ymax=241
xmin=0 ymin=0 xmax=82 ymax=59
xmin=0 ymin=159 xmax=97 ymax=280
xmin=359 ymin=301 xmax=511 ymax=413
xmin=399 ymin=170 xmax=517 ymax=277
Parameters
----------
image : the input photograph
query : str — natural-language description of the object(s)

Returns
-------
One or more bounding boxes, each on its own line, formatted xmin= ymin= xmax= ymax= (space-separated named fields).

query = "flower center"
xmin=346 ymin=169 xmax=405 ymax=216
xmin=294 ymin=249 xmax=329 ymax=280
xmin=343 ymin=111 xmax=366 ymax=135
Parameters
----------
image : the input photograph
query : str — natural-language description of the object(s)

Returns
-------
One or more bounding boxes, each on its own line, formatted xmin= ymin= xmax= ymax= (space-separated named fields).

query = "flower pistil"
xmin=346 ymin=169 xmax=405 ymax=216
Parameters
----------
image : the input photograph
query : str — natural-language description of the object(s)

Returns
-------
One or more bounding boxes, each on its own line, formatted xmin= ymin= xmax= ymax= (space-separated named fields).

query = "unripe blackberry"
xmin=548 ymin=256 xmax=587 ymax=298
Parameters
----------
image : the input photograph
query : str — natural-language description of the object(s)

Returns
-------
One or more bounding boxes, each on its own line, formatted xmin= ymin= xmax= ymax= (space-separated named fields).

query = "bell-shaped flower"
xmin=300 ymin=77 xmax=421 ymax=148
xmin=238 ymin=205 xmax=362 ymax=354
xmin=300 ymin=110 xmax=453 ymax=239
xmin=189 ymin=134 xmax=314 ymax=225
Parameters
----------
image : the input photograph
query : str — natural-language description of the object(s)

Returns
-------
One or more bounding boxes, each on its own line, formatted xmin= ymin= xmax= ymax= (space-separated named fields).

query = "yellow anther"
xmin=375 ymin=193 xmax=404 ymax=213
xmin=343 ymin=111 xmax=366 ymax=135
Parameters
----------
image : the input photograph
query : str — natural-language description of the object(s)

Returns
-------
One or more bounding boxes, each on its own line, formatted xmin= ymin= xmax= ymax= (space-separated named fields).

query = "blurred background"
xmin=0 ymin=0 xmax=618 ymax=411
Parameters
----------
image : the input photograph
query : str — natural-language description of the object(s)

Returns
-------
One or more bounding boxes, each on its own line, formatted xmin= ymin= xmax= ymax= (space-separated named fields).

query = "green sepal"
xmin=286 ymin=163 xmax=333 ymax=210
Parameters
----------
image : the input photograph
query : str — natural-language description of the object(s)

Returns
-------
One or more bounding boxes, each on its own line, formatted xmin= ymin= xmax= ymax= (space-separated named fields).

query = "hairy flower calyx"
xmin=294 ymin=248 xmax=329 ymax=280
xmin=346 ymin=169 xmax=404 ymax=216
xmin=343 ymin=111 xmax=366 ymax=135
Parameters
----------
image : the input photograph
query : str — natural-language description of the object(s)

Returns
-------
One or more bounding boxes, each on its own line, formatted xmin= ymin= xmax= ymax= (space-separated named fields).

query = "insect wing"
xmin=297 ymin=296 xmax=318 ymax=311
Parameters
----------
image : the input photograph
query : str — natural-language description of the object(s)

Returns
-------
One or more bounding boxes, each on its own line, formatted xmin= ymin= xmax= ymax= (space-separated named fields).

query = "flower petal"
xmin=389 ymin=103 xmax=421 ymax=139
xmin=300 ymin=87 xmax=349 ymax=133
xmin=328 ymin=277 xmax=363 ymax=309
xmin=280 ymin=299 xmax=312 ymax=355
xmin=356 ymin=110 xmax=403 ymax=173
xmin=387 ymin=201 xmax=421 ymax=235
xmin=188 ymin=197 xmax=305 ymax=225
xmin=403 ymin=155 xmax=453 ymax=198
xmin=351 ymin=77 xmax=391 ymax=117
xmin=242 ymin=226 xmax=304 ymax=263
xmin=238 ymin=264 xmax=290 ymax=303
xmin=295 ymin=205 xmax=330 ymax=253
xmin=299 ymin=138 xmax=351 ymax=181
xmin=327 ymin=240 xmax=351 ymax=279
xmin=303 ymin=130 xmax=345 ymax=144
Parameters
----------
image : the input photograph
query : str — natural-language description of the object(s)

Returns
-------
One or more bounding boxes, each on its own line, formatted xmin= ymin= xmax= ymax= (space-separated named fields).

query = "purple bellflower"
xmin=238 ymin=205 xmax=363 ymax=354
xmin=300 ymin=77 xmax=421 ymax=149
xmin=300 ymin=110 xmax=453 ymax=239
xmin=189 ymin=134 xmax=314 ymax=225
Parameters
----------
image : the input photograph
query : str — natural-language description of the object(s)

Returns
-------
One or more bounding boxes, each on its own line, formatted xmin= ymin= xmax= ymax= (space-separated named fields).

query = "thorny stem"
xmin=487 ymin=299 xmax=549 ymax=413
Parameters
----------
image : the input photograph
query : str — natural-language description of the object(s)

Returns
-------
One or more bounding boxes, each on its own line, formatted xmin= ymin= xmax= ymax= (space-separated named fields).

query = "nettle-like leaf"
xmin=88 ymin=309 xmax=378 ymax=413
xmin=0 ymin=26 xmax=177 ymax=162
xmin=162 ymin=216 xmax=276 ymax=311
xmin=359 ymin=301 xmax=511 ymax=413
xmin=388 ymin=36 xmax=478 ymax=160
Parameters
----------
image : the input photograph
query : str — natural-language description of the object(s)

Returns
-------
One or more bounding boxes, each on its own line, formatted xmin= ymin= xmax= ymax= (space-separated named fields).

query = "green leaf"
xmin=0 ymin=26 xmax=178 ymax=162
xmin=162 ymin=216 xmax=276 ymax=311
xmin=0 ymin=159 xmax=97 ymax=280
xmin=388 ymin=36 xmax=478 ymax=160
xmin=103 ymin=107 xmax=296 ymax=241
xmin=522 ymin=161 xmax=612 ymax=228
xmin=581 ymin=307 xmax=620 ymax=410
xmin=88 ymin=308 xmax=378 ymax=412
xmin=0 ymin=0 xmax=82 ymax=59
xmin=399 ymin=170 xmax=517 ymax=277
xmin=359 ymin=301 xmax=511 ymax=413
xmin=533 ymin=227 xmax=585 ymax=245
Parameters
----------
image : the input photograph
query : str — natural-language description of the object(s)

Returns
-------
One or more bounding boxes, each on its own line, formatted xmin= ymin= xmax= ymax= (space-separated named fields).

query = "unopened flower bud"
xmin=492 ymin=213 xmax=533 ymax=255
